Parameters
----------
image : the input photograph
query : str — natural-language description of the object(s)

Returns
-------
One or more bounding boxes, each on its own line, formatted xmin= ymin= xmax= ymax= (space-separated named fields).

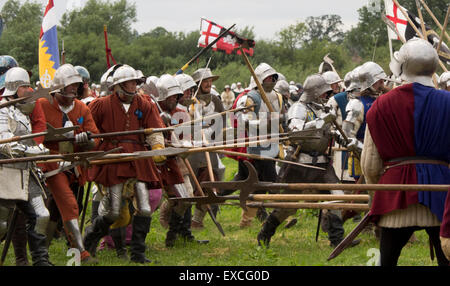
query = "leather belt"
xmin=383 ymin=156 xmax=449 ymax=173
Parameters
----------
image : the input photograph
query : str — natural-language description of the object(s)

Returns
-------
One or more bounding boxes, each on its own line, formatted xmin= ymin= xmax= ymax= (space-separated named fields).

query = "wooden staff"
xmin=246 ymin=202 xmax=369 ymax=211
xmin=225 ymin=194 xmax=370 ymax=202
xmin=419 ymin=0 xmax=450 ymax=42
xmin=392 ymin=0 xmax=448 ymax=73
xmin=437 ymin=6 xmax=450 ymax=59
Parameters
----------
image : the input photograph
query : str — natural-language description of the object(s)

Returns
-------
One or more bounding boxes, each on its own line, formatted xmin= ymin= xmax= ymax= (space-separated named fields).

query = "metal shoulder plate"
xmin=345 ymin=98 xmax=364 ymax=125
xmin=287 ymin=102 xmax=308 ymax=122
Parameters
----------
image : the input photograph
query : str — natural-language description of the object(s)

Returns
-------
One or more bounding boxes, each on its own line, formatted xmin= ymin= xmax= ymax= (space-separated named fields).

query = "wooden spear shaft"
xmin=392 ymin=0 xmax=448 ymax=73
xmin=246 ymin=202 xmax=370 ymax=211
xmin=277 ymin=183 xmax=450 ymax=192
xmin=224 ymin=194 xmax=370 ymax=202
xmin=419 ymin=0 xmax=450 ymax=42
xmin=437 ymin=6 xmax=450 ymax=59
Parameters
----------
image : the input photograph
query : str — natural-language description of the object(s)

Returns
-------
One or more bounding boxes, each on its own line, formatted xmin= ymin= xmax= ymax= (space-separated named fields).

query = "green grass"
xmin=0 ymin=157 xmax=440 ymax=266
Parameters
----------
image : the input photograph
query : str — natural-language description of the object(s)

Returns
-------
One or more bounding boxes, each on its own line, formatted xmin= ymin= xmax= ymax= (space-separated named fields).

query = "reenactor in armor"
xmin=187 ymin=68 xmax=224 ymax=229
xmin=256 ymin=73 xmax=360 ymax=248
xmin=84 ymin=64 xmax=166 ymax=263
xmin=234 ymin=63 xmax=284 ymax=228
xmin=155 ymin=74 xmax=209 ymax=247
xmin=322 ymin=71 xmax=343 ymax=100
xmin=362 ymin=38 xmax=450 ymax=266
xmin=38 ymin=64 xmax=99 ymax=264
xmin=342 ymin=62 xmax=392 ymax=181
xmin=0 ymin=67 xmax=52 ymax=266
xmin=74 ymin=65 xmax=96 ymax=105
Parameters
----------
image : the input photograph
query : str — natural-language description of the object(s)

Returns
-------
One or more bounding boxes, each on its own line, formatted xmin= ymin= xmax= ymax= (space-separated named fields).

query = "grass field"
xmin=0 ymin=157 xmax=441 ymax=267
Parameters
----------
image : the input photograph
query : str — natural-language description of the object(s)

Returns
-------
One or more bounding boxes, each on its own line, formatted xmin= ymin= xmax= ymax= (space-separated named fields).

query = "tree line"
xmin=0 ymin=0 xmax=447 ymax=91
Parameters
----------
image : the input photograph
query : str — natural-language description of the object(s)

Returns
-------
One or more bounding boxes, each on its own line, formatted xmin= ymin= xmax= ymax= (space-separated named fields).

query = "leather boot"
xmin=179 ymin=207 xmax=209 ymax=245
xmin=158 ymin=200 xmax=170 ymax=229
xmin=91 ymin=200 xmax=100 ymax=222
xmin=165 ymin=210 xmax=182 ymax=248
xmin=83 ymin=216 xmax=113 ymax=257
xmin=111 ymin=227 xmax=128 ymax=260
xmin=130 ymin=216 xmax=152 ymax=264
xmin=45 ymin=220 xmax=58 ymax=248
xmin=257 ymin=214 xmax=281 ymax=247
xmin=256 ymin=207 xmax=269 ymax=223
xmin=27 ymin=228 xmax=52 ymax=266
xmin=326 ymin=212 xmax=360 ymax=248
xmin=12 ymin=212 xmax=29 ymax=266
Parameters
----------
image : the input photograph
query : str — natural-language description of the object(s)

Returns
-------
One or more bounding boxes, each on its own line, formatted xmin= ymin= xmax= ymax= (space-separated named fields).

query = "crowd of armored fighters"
xmin=0 ymin=36 xmax=449 ymax=266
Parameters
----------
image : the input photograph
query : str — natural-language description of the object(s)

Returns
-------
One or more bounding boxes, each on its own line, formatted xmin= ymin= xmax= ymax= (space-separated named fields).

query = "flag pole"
xmin=392 ymin=0 xmax=448 ymax=73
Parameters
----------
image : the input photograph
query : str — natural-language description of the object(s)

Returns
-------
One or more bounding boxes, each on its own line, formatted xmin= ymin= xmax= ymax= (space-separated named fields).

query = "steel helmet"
xmin=111 ymin=64 xmax=145 ymax=87
xmin=390 ymin=38 xmax=438 ymax=84
xmin=0 ymin=55 xmax=19 ymax=90
xmin=174 ymin=73 xmax=196 ymax=92
xmin=300 ymin=74 xmax=331 ymax=103
xmin=254 ymin=63 xmax=278 ymax=84
xmin=146 ymin=75 xmax=159 ymax=86
xmin=3 ymin=67 xmax=30 ymax=97
xmin=322 ymin=71 xmax=342 ymax=85
xmin=343 ymin=71 xmax=352 ymax=88
xmin=51 ymin=64 xmax=83 ymax=93
xmin=74 ymin=66 xmax=90 ymax=83
xmin=358 ymin=62 xmax=389 ymax=91
xmin=156 ymin=74 xmax=183 ymax=101
xmin=346 ymin=66 xmax=361 ymax=92
xmin=191 ymin=68 xmax=219 ymax=83
xmin=274 ymin=79 xmax=290 ymax=97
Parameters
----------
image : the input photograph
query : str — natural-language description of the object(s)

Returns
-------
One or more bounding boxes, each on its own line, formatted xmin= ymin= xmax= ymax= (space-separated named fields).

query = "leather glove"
xmin=151 ymin=143 xmax=167 ymax=165
xmin=346 ymin=138 xmax=363 ymax=153
xmin=440 ymin=236 xmax=450 ymax=261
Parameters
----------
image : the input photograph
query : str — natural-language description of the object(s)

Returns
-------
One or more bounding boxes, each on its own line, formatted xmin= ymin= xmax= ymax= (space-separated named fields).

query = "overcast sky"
xmin=1 ymin=0 xmax=376 ymax=40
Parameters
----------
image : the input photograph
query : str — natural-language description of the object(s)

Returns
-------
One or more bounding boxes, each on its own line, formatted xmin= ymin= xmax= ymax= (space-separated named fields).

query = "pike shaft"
xmin=246 ymin=202 xmax=369 ymax=211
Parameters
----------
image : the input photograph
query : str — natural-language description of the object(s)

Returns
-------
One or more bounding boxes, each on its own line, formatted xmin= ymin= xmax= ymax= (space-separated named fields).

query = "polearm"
xmin=175 ymin=24 xmax=236 ymax=75
xmin=392 ymin=0 xmax=448 ymax=73
xmin=418 ymin=0 xmax=450 ymax=42
xmin=61 ymin=40 xmax=66 ymax=65
xmin=182 ymin=157 xmax=226 ymax=237
xmin=0 ymin=124 xmax=79 ymax=145
xmin=44 ymin=126 xmax=175 ymax=143
xmin=104 ymin=25 xmax=116 ymax=69
xmin=436 ymin=6 xmax=450 ymax=60
xmin=0 ymin=84 xmax=62 ymax=110
xmin=88 ymin=137 xmax=289 ymax=165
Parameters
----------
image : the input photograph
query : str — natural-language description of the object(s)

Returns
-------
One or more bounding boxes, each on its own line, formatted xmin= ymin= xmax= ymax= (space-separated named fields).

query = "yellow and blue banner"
xmin=39 ymin=0 xmax=59 ymax=88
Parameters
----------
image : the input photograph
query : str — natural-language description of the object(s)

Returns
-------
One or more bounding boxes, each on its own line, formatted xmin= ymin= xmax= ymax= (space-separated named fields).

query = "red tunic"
xmin=38 ymin=97 xmax=100 ymax=185
xmin=226 ymin=91 xmax=251 ymax=162
xmin=142 ymin=97 xmax=184 ymax=187
xmin=29 ymin=100 xmax=47 ymax=145
xmin=88 ymin=93 xmax=163 ymax=188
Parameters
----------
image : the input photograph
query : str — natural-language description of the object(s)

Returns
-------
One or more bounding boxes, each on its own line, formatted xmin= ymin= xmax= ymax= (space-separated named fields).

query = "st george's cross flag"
xmin=198 ymin=18 xmax=255 ymax=56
